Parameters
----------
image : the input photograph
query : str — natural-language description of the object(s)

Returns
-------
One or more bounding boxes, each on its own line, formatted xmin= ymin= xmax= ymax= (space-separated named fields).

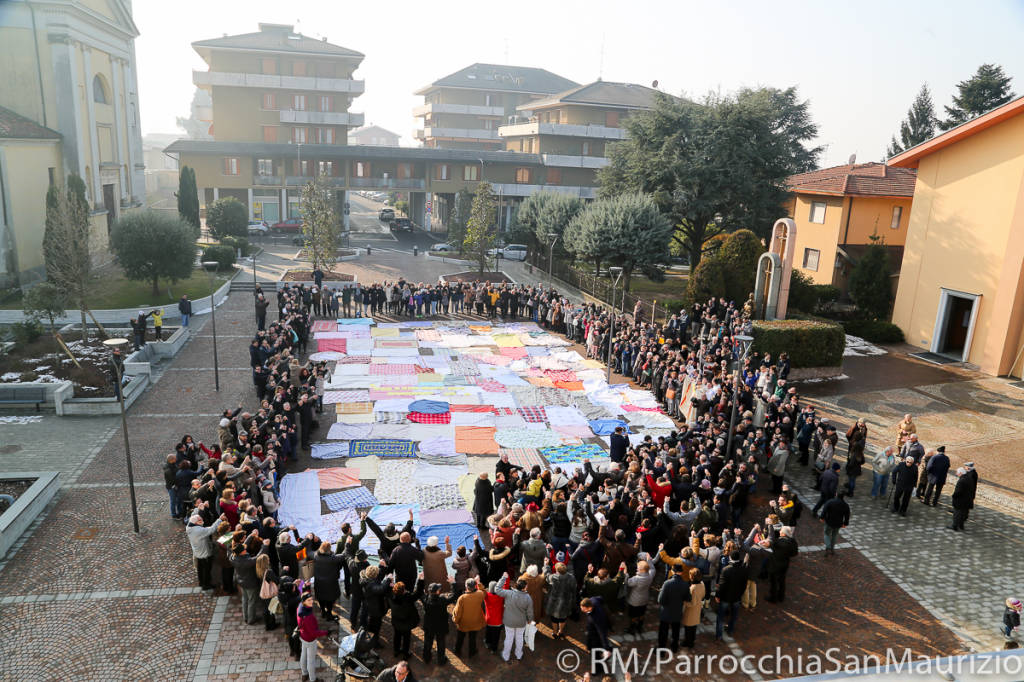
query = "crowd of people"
xmin=164 ymin=277 xmax=997 ymax=682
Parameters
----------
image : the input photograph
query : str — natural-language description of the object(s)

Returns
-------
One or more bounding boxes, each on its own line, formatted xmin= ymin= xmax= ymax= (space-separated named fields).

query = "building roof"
xmin=192 ymin=23 xmax=363 ymax=61
xmin=519 ymin=80 xmax=661 ymax=112
xmin=786 ymin=162 xmax=916 ymax=198
xmin=163 ymin=139 xmax=541 ymax=165
xmin=888 ymin=94 xmax=1024 ymax=169
xmin=0 ymin=106 xmax=61 ymax=141
xmin=415 ymin=63 xmax=578 ymax=96
xmin=348 ymin=125 xmax=400 ymax=139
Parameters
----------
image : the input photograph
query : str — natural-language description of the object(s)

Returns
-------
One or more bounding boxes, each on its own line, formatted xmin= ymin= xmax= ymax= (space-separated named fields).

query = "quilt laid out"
xmin=348 ymin=439 xmax=418 ymax=458
xmin=322 ymin=486 xmax=380 ymax=511
xmin=303 ymin=319 xmax=680 ymax=558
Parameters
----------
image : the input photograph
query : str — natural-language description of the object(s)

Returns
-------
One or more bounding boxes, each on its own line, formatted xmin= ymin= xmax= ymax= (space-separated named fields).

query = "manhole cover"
xmin=72 ymin=527 xmax=98 ymax=540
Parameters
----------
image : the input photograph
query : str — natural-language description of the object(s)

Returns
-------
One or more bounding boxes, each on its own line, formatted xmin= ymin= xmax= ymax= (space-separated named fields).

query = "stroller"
xmin=331 ymin=627 xmax=384 ymax=681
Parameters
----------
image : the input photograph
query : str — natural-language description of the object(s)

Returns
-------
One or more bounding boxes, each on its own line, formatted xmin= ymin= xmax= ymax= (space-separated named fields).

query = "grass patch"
xmin=0 ymin=266 xmax=236 ymax=310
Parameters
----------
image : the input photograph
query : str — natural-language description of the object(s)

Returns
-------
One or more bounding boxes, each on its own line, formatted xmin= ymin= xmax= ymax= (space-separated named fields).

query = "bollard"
xmin=413 ymin=245 xmax=418 ymax=256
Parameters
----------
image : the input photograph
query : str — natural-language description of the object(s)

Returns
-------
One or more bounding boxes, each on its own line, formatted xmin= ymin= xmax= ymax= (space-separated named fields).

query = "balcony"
xmin=541 ymin=154 xmax=610 ymax=169
xmin=412 ymin=102 xmax=505 ymax=117
xmin=490 ymin=183 xmax=598 ymax=199
xmin=253 ymin=174 xmax=281 ymax=186
xmin=193 ymin=70 xmax=365 ymax=94
xmin=414 ymin=127 xmax=501 ymax=141
xmin=284 ymin=176 xmax=348 ymax=187
xmin=498 ymin=121 xmax=627 ymax=140
xmin=351 ymin=177 xmax=426 ymax=189
xmin=279 ymin=110 xmax=364 ymax=126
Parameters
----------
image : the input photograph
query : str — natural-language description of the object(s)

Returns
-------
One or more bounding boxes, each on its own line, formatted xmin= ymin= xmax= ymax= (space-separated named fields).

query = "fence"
xmin=527 ymin=251 xmax=676 ymax=324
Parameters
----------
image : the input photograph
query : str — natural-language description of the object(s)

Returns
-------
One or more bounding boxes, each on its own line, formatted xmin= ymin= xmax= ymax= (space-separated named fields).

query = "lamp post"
xmin=606 ymin=266 xmax=623 ymax=384
xmin=726 ymin=333 xmax=754 ymax=462
xmin=102 ymin=337 xmax=140 ymax=533
xmin=201 ymin=261 xmax=221 ymax=392
xmin=547 ymin=232 xmax=558 ymax=289
xmin=251 ymin=250 xmax=258 ymax=325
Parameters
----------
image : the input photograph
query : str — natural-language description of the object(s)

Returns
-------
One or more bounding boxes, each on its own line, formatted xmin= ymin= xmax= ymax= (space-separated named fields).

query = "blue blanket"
xmin=417 ymin=523 xmax=478 ymax=554
xmin=587 ymin=418 xmax=630 ymax=436
xmin=407 ymin=399 xmax=450 ymax=414
xmin=349 ymin=439 xmax=418 ymax=458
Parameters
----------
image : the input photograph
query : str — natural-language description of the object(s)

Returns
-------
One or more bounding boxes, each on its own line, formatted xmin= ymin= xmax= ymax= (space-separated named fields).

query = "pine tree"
xmin=42 ymin=174 xmax=94 ymax=341
xmin=939 ymin=64 xmax=1015 ymax=130
xmin=887 ymin=84 xmax=938 ymax=157
xmin=462 ymin=181 xmax=497 ymax=273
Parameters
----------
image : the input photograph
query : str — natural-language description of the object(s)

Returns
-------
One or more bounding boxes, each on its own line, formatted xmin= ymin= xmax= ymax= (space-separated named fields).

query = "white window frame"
xmin=292 ymin=127 xmax=307 ymax=144
xmin=802 ymin=248 xmax=820 ymax=271
xmin=223 ymin=157 xmax=239 ymax=176
xmin=293 ymin=94 xmax=306 ymax=111
xmin=319 ymin=161 xmax=334 ymax=176
xmin=257 ymin=159 xmax=273 ymax=176
xmin=582 ymin=141 xmax=591 ymax=156
xmin=463 ymin=165 xmax=479 ymax=181
xmin=890 ymin=205 xmax=903 ymax=229
xmin=437 ymin=164 xmax=450 ymax=180
xmin=809 ymin=201 xmax=827 ymax=224
xmin=319 ymin=95 xmax=332 ymax=112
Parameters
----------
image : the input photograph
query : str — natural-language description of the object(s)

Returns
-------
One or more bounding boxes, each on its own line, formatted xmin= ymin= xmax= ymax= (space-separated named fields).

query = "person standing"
xmin=609 ymin=426 xmax=629 ymax=464
xmin=580 ymin=596 xmax=611 ymax=654
xmin=766 ymin=527 xmax=798 ymax=603
xmin=891 ymin=456 xmax=919 ymax=517
xmin=813 ymin=463 xmax=840 ymax=516
xmin=715 ymin=551 xmax=747 ymax=639
xmin=766 ymin=440 xmax=790 ymax=494
xmin=870 ymin=446 xmax=897 ymax=501
xmin=819 ymin=492 xmax=850 ymax=556
xmin=490 ymin=574 xmax=534 ymax=663
xmin=178 ymin=295 xmax=192 ymax=329
xmin=657 ymin=563 xmax=687 ymax=651
xmin=681 ymin=567 xmax=706 ymax=649
xmin=473 ymin=473 xmax=494 ymax=531
xmin=452 ymin=578 xmax=486 ymax=659
xmin=624 ymin=560 xmax=653 ymax=636
xmin=297 ymin=593 xmax=328 ymax=681
xmin=151 ymin=308 xmax=164 ymax=341
xmin=186 ymin=513 xmax=219 ymax=591
xmin=949 ymin=464 xmax=978 ymax=532
xmin=924 ymin=446 xmax=951 ymax=507
xmin=255 ymin=295 xmax=269 ymax=332
xmin=421 ymin=582 xmax=457 ymax=665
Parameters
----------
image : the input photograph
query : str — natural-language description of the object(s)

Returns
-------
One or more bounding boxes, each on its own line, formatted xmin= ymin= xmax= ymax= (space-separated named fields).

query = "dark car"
xmin=271 ymin=217 xmax=303 ymax=233
xmin=390 ymin=217 xmax=413 ymax=232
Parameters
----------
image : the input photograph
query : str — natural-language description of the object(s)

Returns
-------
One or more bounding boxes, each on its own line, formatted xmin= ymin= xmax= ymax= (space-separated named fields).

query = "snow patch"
xmin=844 ymin=335 xmax=887 ymax=357
xmin=0 ymin=415 xmax=43 ymax=424
xmin=798 ymin=374 xmax=850 ymax=383
xmin=1 ymin=372 xmax=21 ymax=381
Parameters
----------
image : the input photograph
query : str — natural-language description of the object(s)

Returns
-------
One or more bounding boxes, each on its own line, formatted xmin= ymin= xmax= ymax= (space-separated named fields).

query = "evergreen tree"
xmin=887 ymin=84 xmax=938 ymax=157
xmin=42 ymin=174 xmax=94 ymax=341
xmin=299 ymin=174 xmax=340 ymax=272
xmin=462 ymin=181 xmax=497 ymax=273
xmin=848 ymin=241 xmax=894 ymax=319
xmin=940 ymin=64 xmax=1015 ymax=130
xmin=176 ymin=166 xmax=200 ymax=238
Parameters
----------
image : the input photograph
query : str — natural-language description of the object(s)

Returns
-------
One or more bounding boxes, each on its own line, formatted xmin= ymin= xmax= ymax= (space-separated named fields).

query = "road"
xmin=347 ymin=192 xmax=442 ymax=255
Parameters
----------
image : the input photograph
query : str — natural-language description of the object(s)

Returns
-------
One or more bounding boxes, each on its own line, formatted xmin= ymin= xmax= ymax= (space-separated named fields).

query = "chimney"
xmin=322 ymin=36 xmax=327 ymax=42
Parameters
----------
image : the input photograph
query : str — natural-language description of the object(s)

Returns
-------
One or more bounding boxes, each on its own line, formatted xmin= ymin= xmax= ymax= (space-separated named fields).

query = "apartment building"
xmin=0 ymin=0 xmax=145 ymax=285
xmin=497 ymin=80 xmax=658 ymax=190
xmin=348 ymin=125 xmax=399 ymax=146
xmin=413 ymin=63 xmax=578 ymax=150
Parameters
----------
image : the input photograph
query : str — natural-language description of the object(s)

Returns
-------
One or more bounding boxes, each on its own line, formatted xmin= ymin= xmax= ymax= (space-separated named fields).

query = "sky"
xmin=133 ymin=0 xmax=1024 ymax=167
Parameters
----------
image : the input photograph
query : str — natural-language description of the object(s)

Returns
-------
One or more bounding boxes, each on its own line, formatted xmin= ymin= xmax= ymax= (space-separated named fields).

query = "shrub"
xmin=685 ymin=254 xmax=727 ymax=305
xmin=849 ymin=241 xmax=893 ymax=319
xmin=23 ymin=282 xmax=66 ymax=333
xmin=11 ymin=319 xmax=43 ymax=344
xmin=201 ymin=245 xmax=236 ymax=271
xmin=752 ymin=319 xmax=844 ymax=368
xmin=811 ymin=284 xmax=840 ymax=310
xmin=841 ymin=319 xmax=905 ymax=343
xmin=717 ymin=229 xmax=762 ymax=303
xmin=206 ymin=197 xmax=248 ymax=238
xmin=220 ymin=235 xmax=249 ymax=255
xmin=786 ymin=270 xmax=818 ymax=314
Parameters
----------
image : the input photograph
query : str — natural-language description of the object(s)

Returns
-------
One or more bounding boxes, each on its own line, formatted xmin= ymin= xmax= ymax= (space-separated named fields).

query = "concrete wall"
xmin=0 ymin=472 xmax=61 ymax=559
xmin=892 ymin=112 xmax=1024 ymax=376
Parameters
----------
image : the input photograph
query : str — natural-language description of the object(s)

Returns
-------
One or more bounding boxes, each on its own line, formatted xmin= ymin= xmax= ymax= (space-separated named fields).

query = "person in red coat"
xmin=297 ymin=593 xmax=327 ymax=681
xmin=483 ymin=576 xmax=508 ymax=654
xmin=646 ymin=473 xmax=672 ymax=509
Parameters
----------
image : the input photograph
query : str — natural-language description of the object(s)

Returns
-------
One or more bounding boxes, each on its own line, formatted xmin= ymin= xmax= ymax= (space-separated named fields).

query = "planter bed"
xmin=439 ymin=271 xmax=515 ymax=285
xmin=0 ymin=332 xmax=115 ymax=398
xmin=0 ymin=472 xmax=60 ymax=559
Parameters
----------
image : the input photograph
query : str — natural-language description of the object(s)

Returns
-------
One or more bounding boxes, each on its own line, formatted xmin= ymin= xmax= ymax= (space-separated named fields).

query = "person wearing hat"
xmin=891 ymin=455 xmax=920 ymax=517
xmin=924 ymin=446 xmax=951 ymax=507
xmin=949 ymin=463 xmax=978 ymax=531
xmin=1003 ymin=598 xmax=1022 ymax=639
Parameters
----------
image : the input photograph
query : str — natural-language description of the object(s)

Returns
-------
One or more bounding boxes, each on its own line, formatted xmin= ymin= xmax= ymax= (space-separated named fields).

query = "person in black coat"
xmin=891 ymin=456 xmax=919 ymax=517
xmin=389 ymin=576 xmax=424 ymax=658
xmin=313 ymin=542 xmax=346 ymax=620
xmin=389 ymin=533 xmax=425 ymax=588
xmin=609 ymin=427 xmax=629 ymax=464
xmin=715 ymin=552 xmax=748 ymax=639
xmin=820 ymin=492 xmax=850 ymax=556
xmin=581 ymin=595 xmax=611 ymax=663
xmin=473 ymin=473 xmax=494 ymax=531
xmin=924 ymin=446 xmax=951 ymax=507
xmin=949 ymin=464 xmax=978 ymax=531
xmin=361 ymin=565 xmax=389 ymax=648
xmin=657 ymin=564 xmax=688 ymax=650
xmin=366 ymin=510 xmax=415 ymax=561
xmin=421 ymin=582 xmax=458 ymax=665
xmin=766 ymin=528 xmax=798 ymax=603
xmin=812 ymin=463 xmax=840 ymax=516
xmin=278 ymin=573 xmax=303 ymax=659
xmin=275 ymin=527 xmax=303 ymax=577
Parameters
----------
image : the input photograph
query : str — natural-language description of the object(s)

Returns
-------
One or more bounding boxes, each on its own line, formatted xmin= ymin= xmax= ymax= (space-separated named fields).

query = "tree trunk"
xmin=80 ymin=307 xmax=88 ymax=344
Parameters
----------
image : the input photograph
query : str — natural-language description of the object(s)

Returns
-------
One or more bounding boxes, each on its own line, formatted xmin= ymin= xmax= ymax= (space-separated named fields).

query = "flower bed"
xmin=282 ymin=269 xmax=355 ymax=282
xmin=0 ymin=332 xmax=115 ymax=397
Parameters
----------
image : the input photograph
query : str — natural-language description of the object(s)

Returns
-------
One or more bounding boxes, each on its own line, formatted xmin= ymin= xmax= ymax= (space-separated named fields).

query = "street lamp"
xmin=725 ymin=333 xmax=755 ymax=462
xmin=102 ymin=337 xmax=140 ymax=533
xmin=201 ymin=261 xmax=221 ymax=392
xmin=547 ymin=232 xmax=558 ymax=289
xmin=606 ymin=266 xmax=623 ymax=384
xmin=251 ymin=250 xmax=258 ymax=325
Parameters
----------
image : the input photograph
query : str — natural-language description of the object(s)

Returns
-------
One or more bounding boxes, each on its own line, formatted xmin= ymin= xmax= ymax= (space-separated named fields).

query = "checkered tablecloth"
xmin=322 ymin=486 xmax=380 ymax=511
xmin=369 ymin=363 xmax=417 ymax=375
xmin=408 ymin=411 xmax=452 ymax=424
xmin=517 ymin=406 xmax=548 ymax=423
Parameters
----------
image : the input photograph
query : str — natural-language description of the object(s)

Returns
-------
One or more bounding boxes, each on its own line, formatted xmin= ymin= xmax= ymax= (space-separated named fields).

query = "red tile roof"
xmin=787 ymin=162 xmax=916 ymax=198
xmin=0 ymin=106 xmax=60 ymax=140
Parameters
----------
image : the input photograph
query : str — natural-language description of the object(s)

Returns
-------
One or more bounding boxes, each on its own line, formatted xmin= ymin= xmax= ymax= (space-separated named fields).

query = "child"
xmin=151 ymin=308 xmax=163 ymax=341
xmin=1004 ymin=598 xmax=1022 ymax=639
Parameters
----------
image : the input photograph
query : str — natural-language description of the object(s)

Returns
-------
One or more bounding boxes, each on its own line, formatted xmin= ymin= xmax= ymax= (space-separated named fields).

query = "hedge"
xmin=752 ymin=319 xmax=845 ymax=368
xmin=841 ymin=319 xmax=905 ymax=343
xmin=220 ymin=235 xmax=249 ymax=255
xmin=201 ymin=245 xmax=236 ymax=271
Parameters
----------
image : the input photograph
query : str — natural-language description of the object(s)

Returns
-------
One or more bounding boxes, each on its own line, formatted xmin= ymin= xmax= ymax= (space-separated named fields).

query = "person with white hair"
xmin=949 ymin=463 xmax=978 ymax=531
xmin=185 ymin=512 xmax=220 ymax=591
xmin=766 ymin=526 xmax=798 ymax=604
xmin=517 ymin=527 xmax=547 ymax=574
xmin=870 ymin=446 xmax=898 ymax=500
xmin=891 ymin=455 xmax=920 ymax=517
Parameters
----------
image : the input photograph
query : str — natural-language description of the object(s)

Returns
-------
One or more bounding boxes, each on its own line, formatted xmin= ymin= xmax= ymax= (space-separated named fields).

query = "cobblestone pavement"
xmin=1 ymin=285 xmax=1020 ymax=680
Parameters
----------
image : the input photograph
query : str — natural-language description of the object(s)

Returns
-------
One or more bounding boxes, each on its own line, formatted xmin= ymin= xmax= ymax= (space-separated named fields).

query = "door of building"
xmin=941 ymin=294 xmax=974 ymax=357
xmin=102 ymin=183 xmax=116 ymax=235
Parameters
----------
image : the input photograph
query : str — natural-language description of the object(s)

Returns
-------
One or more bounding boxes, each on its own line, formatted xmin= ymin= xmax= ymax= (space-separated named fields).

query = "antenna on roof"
xmin=599 ymin=33 xmax=605 ymax=80
xmin=652 ymin=80 xmax=659 ymax=89
xmin=848 ymin=153 xmax=857 ymax=165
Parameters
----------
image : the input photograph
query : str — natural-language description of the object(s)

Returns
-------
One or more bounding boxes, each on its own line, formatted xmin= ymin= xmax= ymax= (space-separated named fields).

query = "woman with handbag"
xmin=255 ymin=553 xmax=280 ymax=631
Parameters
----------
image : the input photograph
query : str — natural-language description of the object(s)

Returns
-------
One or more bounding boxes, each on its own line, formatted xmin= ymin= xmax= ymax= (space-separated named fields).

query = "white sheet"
xmin=277 ymin=470 xmax=322 ymax=537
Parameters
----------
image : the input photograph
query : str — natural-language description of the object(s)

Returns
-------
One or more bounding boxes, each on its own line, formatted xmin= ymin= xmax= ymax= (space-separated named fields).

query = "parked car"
xmin=379 ymin=208 xmax=395 ymax=222
xmin=246 ymin=220 xmax=270 ymax=235
xmin=488 ymin=243 xmax=528 ymax=261
xmin=390 ymin=217 xmax=413 ymax=232
xmin=431 ymin=243 xmax=456 ymax=252
xmin=271 ymin=217 xmax=303 ymax=233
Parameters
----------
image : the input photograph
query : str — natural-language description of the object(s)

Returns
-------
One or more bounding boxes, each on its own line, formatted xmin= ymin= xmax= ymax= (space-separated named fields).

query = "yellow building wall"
xmin=844 ymin=196 xmax=913 ymax=246
xmin=892 ymin=113 xmax=1024 ymax=375
xmin=0 ymin=26 xmax=49 ymax=126
xmin=3 ymin=141 xmax=62 ymax=278
xmin=790 ymin=194 xmax=845 ymax=284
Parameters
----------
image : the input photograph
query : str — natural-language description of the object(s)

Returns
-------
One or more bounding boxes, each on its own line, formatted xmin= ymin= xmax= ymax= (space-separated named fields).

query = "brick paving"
xmin=1 ymin=263 xmax=1022 ymax=680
